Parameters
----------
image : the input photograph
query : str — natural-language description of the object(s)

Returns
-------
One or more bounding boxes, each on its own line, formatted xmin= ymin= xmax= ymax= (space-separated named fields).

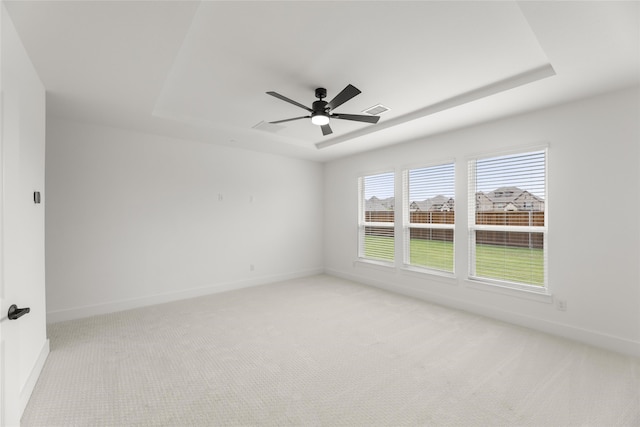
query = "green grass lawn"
xmin=409 ymin=239 xmax=454 ymax=272
xmin=474 ymin=243 xmax=544 ymax=286
xmin=363 ymin=235 xmax=395 ymax=262
xmin=364 ymin=236 xmax=544 ymax=285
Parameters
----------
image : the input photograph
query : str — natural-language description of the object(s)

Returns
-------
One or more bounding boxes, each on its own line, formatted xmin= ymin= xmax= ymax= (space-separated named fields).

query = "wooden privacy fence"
xmin=364 ymin=211 xmax=455 ymax=223
xmin=475 ymin=230 xmax=543 ymax=249
xmin=365 ymin=211 xmax=544 ymax=249
xmin=476 ymin=211 xmax=544 ymax=227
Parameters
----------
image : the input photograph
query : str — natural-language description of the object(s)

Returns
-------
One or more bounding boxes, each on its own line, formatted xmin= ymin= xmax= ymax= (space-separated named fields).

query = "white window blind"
xmin=468 ymin=149 xmax=547 ymax=288
xmin=403 ymin=163 xmax=455 ymax=273
xmin=358 ymin=172 xmax=395 ymax=262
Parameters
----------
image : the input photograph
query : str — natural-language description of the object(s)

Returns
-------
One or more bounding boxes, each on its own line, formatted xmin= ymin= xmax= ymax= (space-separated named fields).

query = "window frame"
xmin=357 ymin=171 xmax=396 ymax=265
xmin=401 ymin=161 xmax=456 ymax=277
xmin=467 ymin=147 xmax=548 ymax=293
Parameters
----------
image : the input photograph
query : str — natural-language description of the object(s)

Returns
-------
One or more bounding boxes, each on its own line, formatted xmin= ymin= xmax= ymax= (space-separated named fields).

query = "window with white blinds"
xmin=358 ymin=172 xmax=395 ymax=262
xmin=468 ymin=149 xmax=547 ymax=288
xmin=403 ymin=163 xmax=455 ymax=273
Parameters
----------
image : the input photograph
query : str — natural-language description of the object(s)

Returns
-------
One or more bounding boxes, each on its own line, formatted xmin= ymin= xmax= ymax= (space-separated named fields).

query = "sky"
xmin=475 ymin=150 xmax=545 ymax=198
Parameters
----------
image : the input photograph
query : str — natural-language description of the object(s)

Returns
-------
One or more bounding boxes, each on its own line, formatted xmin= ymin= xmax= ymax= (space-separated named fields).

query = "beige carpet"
xmin=22 ymin=275 xmax=640 ymax=426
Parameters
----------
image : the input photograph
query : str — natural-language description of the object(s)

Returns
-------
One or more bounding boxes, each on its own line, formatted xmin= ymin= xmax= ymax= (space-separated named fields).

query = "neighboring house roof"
xmin=409 ymin=195 xmax=455 ymax=212
xmin=410 ymin=200 xmax=431 ymax=211
xmin=365 ymin=196 xmax=395 ymax=211
xmin=476 ymin=192 xmax=492 ymax=202
xmin=365 ymin=187 xmax=542 ymax=212
xmin=476 ymin=186 xmax=544 ymax=211
xmin=486 ymin=186 xmax=525 ymax=203
xmin=504 ymin=202 xmax=518 ymax=211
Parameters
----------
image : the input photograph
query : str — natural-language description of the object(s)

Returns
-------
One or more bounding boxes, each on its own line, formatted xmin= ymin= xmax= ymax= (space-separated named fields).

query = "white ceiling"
xmin=5 ymin=1 xmax=640 ymax=162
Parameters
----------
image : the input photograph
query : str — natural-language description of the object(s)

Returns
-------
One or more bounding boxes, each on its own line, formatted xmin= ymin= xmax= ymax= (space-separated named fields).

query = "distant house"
xmin=476 ymin=186 xmax=544 ymax=212
xmin=409 ymin=201 xmax=429 ymax=211
xmin=440 ymin=198 xmax=455 ymax=212
xmin=365 ymin=196 xmax=395 ymax=211
xmin=369 ymin=186 xmax=542 ymax=213
xmin=476 ymin=192 xmax=493 ymax=212
xmin=409 ymin=195 xmax=455 ymax=212
xmin=504 ymin=202 xmax=518 ymax=212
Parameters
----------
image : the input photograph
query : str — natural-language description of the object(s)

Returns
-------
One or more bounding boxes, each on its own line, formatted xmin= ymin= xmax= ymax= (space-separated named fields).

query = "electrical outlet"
xmin=218 ymin=193 xmax=223 ymax=201
xmin=250 ymin=264 xmax=255 ymax=271
xmin=556 ymin=299 xmax=567 ymax=311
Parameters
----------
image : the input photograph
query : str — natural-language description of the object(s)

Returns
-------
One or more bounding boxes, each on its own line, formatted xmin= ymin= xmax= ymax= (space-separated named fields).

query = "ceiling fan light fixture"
xmin=311 ymin=112 xmax=330 ymax=126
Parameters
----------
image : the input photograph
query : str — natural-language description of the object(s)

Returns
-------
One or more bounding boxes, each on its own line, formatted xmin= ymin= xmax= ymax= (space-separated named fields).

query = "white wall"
xmin=324 ymin=87 xmax=640 ymax=357
xmin=1 ymin=2 xmax=48 ymax=423
xmin=46 ymin=119 xmax=324 ymax=321
xmin=45 ymin=87 xmax=640 ymax=358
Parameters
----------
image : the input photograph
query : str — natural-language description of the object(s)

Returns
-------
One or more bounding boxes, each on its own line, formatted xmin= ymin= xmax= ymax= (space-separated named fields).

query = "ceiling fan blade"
xmin=331 ymin=113 xmax=380 ymax=124
xmin=268 ymin=116 xmax=310 ymax=124
xmin=266 ymin=91 xmax=312 ymax=112
xmin=327 ymin=84 xmax=361 ymax=110
xmin=321 ymin=124 xmax=333 ymax=136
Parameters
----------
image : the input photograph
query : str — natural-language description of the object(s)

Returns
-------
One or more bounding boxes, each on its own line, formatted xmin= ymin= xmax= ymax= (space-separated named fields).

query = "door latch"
xmin=8 ymin=304 xmax=30 ymax=320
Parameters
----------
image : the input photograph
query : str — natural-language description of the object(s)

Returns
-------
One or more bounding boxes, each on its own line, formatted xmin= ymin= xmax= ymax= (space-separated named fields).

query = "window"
xmin=468 ymin=149 xmax=547 ymax=289
xmin=358 ymin=172 xmax=395 ymax=263
xmin=403 ymin=163 xmax=455 ymax=273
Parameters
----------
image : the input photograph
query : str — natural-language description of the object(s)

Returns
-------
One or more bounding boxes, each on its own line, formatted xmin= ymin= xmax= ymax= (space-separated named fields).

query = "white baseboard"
xmin=19 ymin=338 xmax=50 ymax=418
xmin=325 ymin=268 xmax=640 ymax=358
xmin=47 ymin=268 xmax=324 ymax=323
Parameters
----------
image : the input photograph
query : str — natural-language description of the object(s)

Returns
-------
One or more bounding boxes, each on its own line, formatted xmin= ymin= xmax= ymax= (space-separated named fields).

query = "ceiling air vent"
xmin=252 ymin=121 xmax=286 ymax=133
xmin=363 ymin=104 xmax=390 ymax=116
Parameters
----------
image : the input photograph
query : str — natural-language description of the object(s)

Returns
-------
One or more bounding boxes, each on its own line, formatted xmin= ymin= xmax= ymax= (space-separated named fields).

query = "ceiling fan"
xmin=266 ymin=84 xmax=380 ymax=136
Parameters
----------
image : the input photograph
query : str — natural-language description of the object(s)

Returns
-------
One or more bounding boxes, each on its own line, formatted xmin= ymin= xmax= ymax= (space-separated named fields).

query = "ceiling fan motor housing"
xmin=312 ymin=100 xmax=328 ymax=114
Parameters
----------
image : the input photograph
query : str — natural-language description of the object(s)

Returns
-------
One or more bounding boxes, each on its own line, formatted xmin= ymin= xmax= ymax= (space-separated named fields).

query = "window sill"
xmin=400 ymin=266 xmax=457 ymax=285
xmin=464 ymin=278 xmax=553 ymax=304
xmin=354 ymin=258 xmax=395 ymax=271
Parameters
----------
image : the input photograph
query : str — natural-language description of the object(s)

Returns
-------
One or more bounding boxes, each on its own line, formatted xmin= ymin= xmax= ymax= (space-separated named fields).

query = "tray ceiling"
xmin=5 ymin=1 xmax=639 ymax=161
